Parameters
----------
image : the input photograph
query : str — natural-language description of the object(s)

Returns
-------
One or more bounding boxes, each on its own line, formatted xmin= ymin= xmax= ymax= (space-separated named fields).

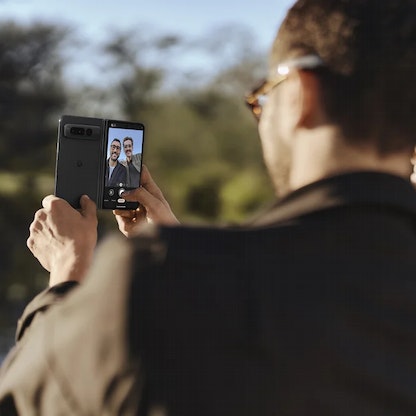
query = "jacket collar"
xmin=249 ymin=172 xmax=416 ymax=227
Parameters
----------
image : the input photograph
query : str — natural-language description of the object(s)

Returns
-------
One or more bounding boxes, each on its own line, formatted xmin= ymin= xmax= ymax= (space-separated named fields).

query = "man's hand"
xmin=114 ymin=165 xmax=179 ymax=238
xmin=27 ymin=195 xmax=98 ymax=287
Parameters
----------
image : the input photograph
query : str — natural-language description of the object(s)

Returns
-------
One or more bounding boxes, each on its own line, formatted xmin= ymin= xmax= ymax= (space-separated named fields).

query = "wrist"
xmin=49 ymin=247 xmax=94 ymax=286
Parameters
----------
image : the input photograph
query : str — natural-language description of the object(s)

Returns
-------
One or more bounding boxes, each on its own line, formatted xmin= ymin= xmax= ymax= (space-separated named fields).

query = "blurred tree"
xmin=0 ymin=21 xmax=69 ymax=348
xmin=0 ymin=21 xmax=68 ymax=171
xmin=102 ymin=31 xmax=184 ymax=118
xmin=0 ymin=21 xmax=276 ymax=359
xmin=100 ymin=25 xmax=273 ymax=223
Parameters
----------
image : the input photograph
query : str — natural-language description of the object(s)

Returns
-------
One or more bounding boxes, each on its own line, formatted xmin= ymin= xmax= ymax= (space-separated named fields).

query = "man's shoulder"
xmin=132 ymin=153 xmax=142 ymax=166
xmin=129 ymin=225 xmax=265 ymax=266
xmin=251 ymin=172 xmax=416 ymax=227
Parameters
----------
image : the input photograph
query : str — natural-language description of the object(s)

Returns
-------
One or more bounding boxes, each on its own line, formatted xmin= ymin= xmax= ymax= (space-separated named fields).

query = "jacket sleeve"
xmin=15 ymin=281 xmax=79 ymax=342
xmin=0 ymin=233 xmax=143 ymax=415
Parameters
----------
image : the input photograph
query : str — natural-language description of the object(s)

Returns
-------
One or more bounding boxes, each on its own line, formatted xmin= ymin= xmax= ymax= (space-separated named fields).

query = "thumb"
xmin=80 ymin=195 xmax=97 ymax=219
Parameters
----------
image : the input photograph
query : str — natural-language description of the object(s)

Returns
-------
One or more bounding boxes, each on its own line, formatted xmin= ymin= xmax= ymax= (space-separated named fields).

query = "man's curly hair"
xmin=272 ymin=0 xmax=416 ymax=154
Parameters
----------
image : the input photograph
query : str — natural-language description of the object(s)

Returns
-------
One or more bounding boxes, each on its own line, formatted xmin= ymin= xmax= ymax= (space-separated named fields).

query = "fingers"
xmin=139 ymin=165 xmax=165 ymax=201
xmin=122 ymin=165 xmax=167 ymax=208
xmin=26 ymin=209 xmax=47 ymax=254
xmin=33 ymin=208 xmax=47 ymax=223
xmin=114 ymin=214 xmax=129 ymax=235
xmin=113 ymin=165 xmax=179 ymax=232
xmin=123 ymin=186 xmax=160 ymax=209
xmin=41 ymin=194 xmax=97 ymax=222
xmin=114 ymin=208 xmax=146 ymax=224
xmin=79 ymin=195 xmax=97 ymax=222
xmin=42 ymin=195 xmax=66 ymax=210
xmin=122 ymin=187 xmax=177 ymax=224
xmin=114 ymin=212 xmax=142 ymax=238
xmin=28 ymin=209 xmax=46 ymax=235
xmin=113 ymin=209 xmax=137 ymax=219
xmin=27 ymin=194 xmax=99 ymax=282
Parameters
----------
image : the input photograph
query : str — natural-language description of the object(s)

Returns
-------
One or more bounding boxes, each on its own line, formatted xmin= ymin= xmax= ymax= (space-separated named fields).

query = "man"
xmin=121 ymin=136 xmax=142 ymax=188
xmin=1 ymin=1 xmax=416 ymax=415
xmin=106 ymin=138 xmax=127 ymax=187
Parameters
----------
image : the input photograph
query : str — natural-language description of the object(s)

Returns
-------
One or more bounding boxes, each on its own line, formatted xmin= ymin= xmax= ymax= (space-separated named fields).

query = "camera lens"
xmin=70 ymin=127 xmax=85 ymax=135
xmin=86 ymin=128 xmax=93 ymax=136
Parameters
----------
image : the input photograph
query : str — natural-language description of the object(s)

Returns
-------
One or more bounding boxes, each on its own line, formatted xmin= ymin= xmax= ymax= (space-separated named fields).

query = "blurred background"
xmin=0 ymin=0 xmax=292 ymax=359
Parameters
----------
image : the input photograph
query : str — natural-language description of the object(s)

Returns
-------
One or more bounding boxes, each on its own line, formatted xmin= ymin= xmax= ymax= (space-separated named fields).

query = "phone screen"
xmin=103 ymin=120 xmax=144 ymax=209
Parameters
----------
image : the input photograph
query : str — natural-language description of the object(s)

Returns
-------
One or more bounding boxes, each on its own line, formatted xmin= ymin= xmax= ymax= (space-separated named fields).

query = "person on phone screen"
xmin=106 ymin=138 xmax=127 ymax=187
xmin=2 ymin=1 xmax=416 ymax=415
xmin=121 ymin=136 xmax=141 ymax=188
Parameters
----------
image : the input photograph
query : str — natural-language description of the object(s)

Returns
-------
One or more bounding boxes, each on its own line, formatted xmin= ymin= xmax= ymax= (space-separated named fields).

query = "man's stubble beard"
xmin=269 ymin=136 xmax=292 ymax=198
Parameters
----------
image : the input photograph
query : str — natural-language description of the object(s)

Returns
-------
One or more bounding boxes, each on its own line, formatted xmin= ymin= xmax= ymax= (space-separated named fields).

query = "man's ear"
xmin=295 ymin=69 xmax=323 ymax=129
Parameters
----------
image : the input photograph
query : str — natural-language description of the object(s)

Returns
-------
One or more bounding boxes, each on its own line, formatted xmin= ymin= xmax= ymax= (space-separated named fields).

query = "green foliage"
xmin=221 ymin=169 xmax=273 ymax=222
xmin=0 ymin=21 xmax=67 ymax=171
xmin=130 ymin=87 xmax=273 ymax=223
xmin=0 ymin=20 xmax=275 ymax=353
xmin=0 ymin=21 xmax=69 ymax=343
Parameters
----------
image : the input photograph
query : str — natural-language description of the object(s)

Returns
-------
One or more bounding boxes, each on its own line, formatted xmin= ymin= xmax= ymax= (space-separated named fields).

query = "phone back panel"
xmin=55 ymin=115 xmax=105 ymax=208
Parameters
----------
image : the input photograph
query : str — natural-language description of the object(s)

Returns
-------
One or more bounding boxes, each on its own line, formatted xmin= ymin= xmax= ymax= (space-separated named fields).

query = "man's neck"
xmin=290 ymin=127 xmax=413 ymax=191
xmin=109 ymin=159 xmax=117 ymax=167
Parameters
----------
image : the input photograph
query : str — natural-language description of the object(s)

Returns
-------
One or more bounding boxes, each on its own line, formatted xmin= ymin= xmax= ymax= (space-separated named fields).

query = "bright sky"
xmin=0 ymin=0 xmax=293 ymax=47
xmin=0 ymin=0 xmax=294 ymax=84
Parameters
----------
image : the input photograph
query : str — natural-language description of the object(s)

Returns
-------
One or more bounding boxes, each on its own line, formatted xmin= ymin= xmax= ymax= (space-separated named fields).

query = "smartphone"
xmin=55 ymin=115 xmax=145 ymax=209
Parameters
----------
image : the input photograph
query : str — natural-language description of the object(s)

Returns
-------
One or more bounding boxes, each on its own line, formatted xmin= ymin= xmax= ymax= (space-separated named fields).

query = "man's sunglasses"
xmin=245 ymin=55 xmax=324 ymax=121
